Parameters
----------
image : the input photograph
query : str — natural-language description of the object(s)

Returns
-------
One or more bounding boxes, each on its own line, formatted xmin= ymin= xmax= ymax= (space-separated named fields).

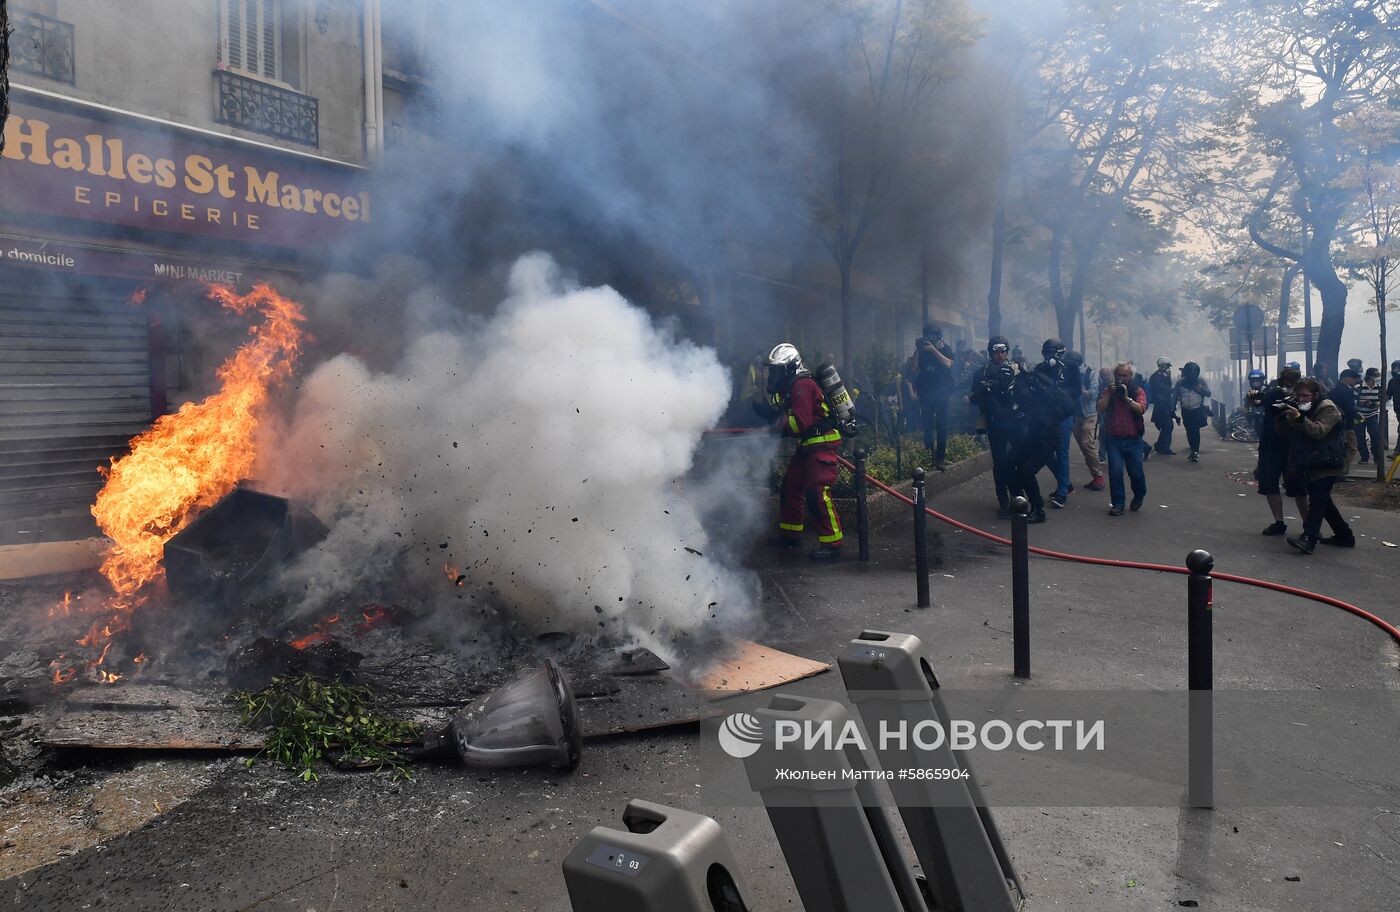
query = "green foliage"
xmin=856 ymin=346 xmax=904 ymax=397
xmin=236 ymin=674 xmax=418 ymax=782
xmin=834 ymin=432 xmax=984 ymax=494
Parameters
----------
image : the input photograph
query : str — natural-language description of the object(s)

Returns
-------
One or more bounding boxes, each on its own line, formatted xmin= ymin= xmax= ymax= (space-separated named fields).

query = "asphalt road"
xmin=4 ymin=437 xmax=1398 ymax=911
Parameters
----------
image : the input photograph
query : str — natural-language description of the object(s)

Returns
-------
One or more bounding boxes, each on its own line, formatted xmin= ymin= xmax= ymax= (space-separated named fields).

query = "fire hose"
xmin=702 ymin=428 xmax=1400 ymax=645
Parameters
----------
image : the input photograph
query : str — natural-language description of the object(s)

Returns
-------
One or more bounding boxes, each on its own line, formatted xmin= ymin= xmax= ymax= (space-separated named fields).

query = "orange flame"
xmin=443 ymin=562 xmax=466 ymax=587
xmin=290 ymin=613 xmax=341 ymax=651
xmin=355 ymin=605 xmax=396 ymax=633
xmin=53 ymin=282 xmax=304 ymax=684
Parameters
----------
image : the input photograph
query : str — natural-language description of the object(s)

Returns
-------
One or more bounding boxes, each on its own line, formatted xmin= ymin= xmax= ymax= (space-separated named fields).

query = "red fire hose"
xmin=702 ymin=428 xmax=1400 ymax=644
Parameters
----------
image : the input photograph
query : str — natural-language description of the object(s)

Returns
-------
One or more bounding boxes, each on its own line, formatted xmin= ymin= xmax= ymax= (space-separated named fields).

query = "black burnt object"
xmin=163 ymin=488 xmax=327 ymax=609
xmin=420 ymin=658 xmax=583 ymax=770
xmin=225 ymin=637 xmax=364 ymax=692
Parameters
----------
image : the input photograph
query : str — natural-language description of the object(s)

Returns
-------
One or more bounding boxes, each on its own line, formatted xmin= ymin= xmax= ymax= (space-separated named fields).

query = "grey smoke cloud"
xmin=257 ymin=253 xmax=757 ymax=660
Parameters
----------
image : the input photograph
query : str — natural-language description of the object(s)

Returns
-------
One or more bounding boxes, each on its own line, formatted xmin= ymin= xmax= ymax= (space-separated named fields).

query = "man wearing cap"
xmin=1148 ymin=358 xmax=1177 ymax=455
xmin=902 ymin=323 xmax=956 ymax=470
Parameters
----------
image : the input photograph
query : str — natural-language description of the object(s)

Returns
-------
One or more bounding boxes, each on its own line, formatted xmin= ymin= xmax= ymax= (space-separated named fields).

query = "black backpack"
xmin=1027 ymin=370 xmax=1076 ymax=423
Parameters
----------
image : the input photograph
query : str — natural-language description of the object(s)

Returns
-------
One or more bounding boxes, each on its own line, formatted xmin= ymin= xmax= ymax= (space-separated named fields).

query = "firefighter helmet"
xmin=766 ymin=343 xmax=804 ymax=394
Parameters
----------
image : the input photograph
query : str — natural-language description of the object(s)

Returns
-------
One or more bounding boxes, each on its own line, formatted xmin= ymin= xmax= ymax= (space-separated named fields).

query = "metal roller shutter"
xmin=0 ymin=279 xmax=151 ymax=544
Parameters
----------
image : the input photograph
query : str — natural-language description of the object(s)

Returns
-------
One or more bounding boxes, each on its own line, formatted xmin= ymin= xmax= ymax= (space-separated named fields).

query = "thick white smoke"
xmin=257 ymin=253 xmax=754 ymax=660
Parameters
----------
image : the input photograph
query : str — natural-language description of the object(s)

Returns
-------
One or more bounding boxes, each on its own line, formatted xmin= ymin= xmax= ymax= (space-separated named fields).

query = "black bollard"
xmin=1186 ymin=549 xmax=1214 ymax=809
xmin=912 ymin=468 xmax=930 ymax=608
xmin=854 ymin=448 xmax=870 ymax=564
xmin=1010 ymin=496 xmax=1031 ymax=679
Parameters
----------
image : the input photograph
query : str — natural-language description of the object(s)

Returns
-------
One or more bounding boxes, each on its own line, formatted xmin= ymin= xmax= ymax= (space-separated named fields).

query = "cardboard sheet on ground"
xmin=685 ymin=637 xmax=830 ymax=697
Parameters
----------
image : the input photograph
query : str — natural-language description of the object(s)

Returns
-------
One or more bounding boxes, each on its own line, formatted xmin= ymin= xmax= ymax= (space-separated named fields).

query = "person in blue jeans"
xmin=1097 ymin=362 xmax=1149 ymax=516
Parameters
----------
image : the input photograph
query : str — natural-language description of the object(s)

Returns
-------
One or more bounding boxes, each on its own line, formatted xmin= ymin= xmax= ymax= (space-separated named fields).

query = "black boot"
xmin=1026 ymin=509 xmax=1047 ymax=524
xmin=808 ymin=544 xmax=842 ymax=562
xmin=1287 ymin=534 xmax=1317 ymax=555
xmin=766 ymin=535 xmax=801 ymax=549
xmin=1318 ymin=531 xmax=1356 ymax=548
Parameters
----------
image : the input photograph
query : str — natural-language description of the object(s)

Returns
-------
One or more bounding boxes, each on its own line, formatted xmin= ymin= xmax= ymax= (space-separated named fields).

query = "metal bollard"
xmin=1010 ymin=496 xmax=1031 ymax=679
xmin=563 ymin=799 xmax=754 ymax=912
xmin=913 ymin=468 xmax=930 ymax=608
xmin=854 ymin=448 xmax=871 ymax=564
xmin=742 ymin=694 xmax=928 ymax=912
xmin=1186 ymin=549 xmax=1214 ymax=809
xmin=839 ymin=631 xmax=1025 ymax=912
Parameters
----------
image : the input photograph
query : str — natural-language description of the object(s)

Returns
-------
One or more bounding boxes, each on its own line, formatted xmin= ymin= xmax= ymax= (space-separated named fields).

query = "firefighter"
xmin=759 ymin=343 xmax=844 ymax=561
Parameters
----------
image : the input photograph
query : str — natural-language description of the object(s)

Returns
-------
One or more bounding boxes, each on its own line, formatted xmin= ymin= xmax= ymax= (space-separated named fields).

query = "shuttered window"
xmin=217 ymin=0 xmax=283 ymax=82
xmin=0 ymin=281 xmax=152 ymax=544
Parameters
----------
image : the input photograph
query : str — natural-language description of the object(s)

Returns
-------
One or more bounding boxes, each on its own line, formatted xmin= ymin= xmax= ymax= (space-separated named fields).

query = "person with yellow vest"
xmin=753 ymin=343 xmax=843 ymax=561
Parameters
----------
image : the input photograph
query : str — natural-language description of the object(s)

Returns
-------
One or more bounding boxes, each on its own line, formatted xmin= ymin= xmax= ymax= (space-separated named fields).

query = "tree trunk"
xmin=840 ymin=260 xmax=853 ymax=368
xmin=920 ymin=247 xmax=930 ymax=330
xmin=1277 ymin=265 xmax=1297 ymax=368
xmin=1303 ymin=224 xmax=1346 ymax=373
xmin=986 ymin=180 xmax=1007 ymax=339
xmin=1055 ymin=305 xmax=1076 ymax=348
xmin=1379 ymin=275 xmax=1390 ymax=472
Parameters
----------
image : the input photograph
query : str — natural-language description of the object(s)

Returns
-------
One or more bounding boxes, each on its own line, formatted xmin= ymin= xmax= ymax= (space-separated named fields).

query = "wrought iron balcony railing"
xmin=11 ymin=7 xmax=76 ymax=85
xmin=215 ymin=69 xmax=319 ymax=147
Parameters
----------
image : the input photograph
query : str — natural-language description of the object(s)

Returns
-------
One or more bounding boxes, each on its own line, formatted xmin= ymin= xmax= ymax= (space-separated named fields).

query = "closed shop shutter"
xmin=0 ymin=278 xmax=151 ymax=544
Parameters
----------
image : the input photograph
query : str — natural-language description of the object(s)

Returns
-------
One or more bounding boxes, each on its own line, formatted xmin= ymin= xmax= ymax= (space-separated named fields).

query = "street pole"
xmin=854 ymin=448 xmax=870 ymax=564
xmin=912 ymin=468 xmax=930 ymax=608
xmin=1186 ymin=549 xmax=1214 ymax=809
xmin=1010 ymin=496 xmax=1030 ymax=679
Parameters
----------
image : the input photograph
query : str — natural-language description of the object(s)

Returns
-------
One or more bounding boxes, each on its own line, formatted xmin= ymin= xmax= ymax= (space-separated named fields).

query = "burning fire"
xmin=290 ymin=613 xmax=341 ymax=651
xmin=51 ymin=282 xmax=305 ymax=684
xmin=289 ymin=605 xmax=398 ymax=650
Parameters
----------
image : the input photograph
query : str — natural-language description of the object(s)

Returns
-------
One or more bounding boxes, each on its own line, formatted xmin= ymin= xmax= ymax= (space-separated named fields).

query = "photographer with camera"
xmin=1277 ymin=378 xmax=1356 ymax=554
xmin=1034 ymin=338 xmax=1080 ymax=508
xmin=1173 ymin=362 xmax=1212 ymax=462
xmin=901 ymin=323 xmax=956 ymax=471
xmin=969 ymin=336 xmax=1020 ymax=516
xmin=1249 ymin=364 xmax=1303 ymax=536
xmin=1148 ymin=358 xmax=1178 ymax=455
xmin=1097 ymin=362 xmax=1149 ymax=516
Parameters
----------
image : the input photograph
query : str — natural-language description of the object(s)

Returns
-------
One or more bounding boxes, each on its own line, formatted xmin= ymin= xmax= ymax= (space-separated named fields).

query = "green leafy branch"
xmin=236 ymin=674 xmax=419 ymax=782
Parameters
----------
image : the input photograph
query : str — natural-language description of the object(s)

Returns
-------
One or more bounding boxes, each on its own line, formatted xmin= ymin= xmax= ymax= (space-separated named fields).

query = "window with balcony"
xmin=217 ymin=0 xmax=285 ymax=82
xmin=10 ymin=4 xmax=76 ymax=85
xmin=214 ymin=0 xmax=317 ymax=146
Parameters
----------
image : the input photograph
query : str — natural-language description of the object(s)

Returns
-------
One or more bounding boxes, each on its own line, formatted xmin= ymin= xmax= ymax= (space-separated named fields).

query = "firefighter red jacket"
xmin=780 ymin=375 xmax=842 ymax=450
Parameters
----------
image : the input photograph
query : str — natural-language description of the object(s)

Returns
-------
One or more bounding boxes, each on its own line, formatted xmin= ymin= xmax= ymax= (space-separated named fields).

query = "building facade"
xmin=0 ymin=0 xmax=432 ymax=551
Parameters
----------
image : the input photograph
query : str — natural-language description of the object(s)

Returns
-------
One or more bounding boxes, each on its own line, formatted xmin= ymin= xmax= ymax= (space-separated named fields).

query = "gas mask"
xmin=766 ymin=364 xmax=793 ymax=395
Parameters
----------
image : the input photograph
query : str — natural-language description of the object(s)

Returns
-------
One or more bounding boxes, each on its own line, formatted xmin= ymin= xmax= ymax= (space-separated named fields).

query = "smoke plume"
xmin=257 ymin=253 xmax=756 ymax=660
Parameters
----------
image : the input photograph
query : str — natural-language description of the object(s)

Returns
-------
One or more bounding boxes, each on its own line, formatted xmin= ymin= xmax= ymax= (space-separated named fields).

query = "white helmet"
xmin=767 ymin=342 xmax=803 ymax=370
xmin=765 ymin=343 xmax=804 ymax=393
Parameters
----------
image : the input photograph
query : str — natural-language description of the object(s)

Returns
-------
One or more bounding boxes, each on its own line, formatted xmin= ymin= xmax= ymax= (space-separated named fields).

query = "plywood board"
xmin=685 ymin=637 xmax=830 ymax=697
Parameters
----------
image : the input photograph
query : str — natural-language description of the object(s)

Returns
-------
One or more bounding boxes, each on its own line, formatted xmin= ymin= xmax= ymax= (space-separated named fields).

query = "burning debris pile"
xmin=50 ymin=284 xmax=305 ymax=685
xmin=1 ymin=254 xmax=810 ymax=792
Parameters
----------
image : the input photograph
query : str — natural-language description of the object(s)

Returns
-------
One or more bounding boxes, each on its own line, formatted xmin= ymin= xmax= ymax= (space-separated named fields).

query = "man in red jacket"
xmin=754 ymin=343 xmax=843 ymax=561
